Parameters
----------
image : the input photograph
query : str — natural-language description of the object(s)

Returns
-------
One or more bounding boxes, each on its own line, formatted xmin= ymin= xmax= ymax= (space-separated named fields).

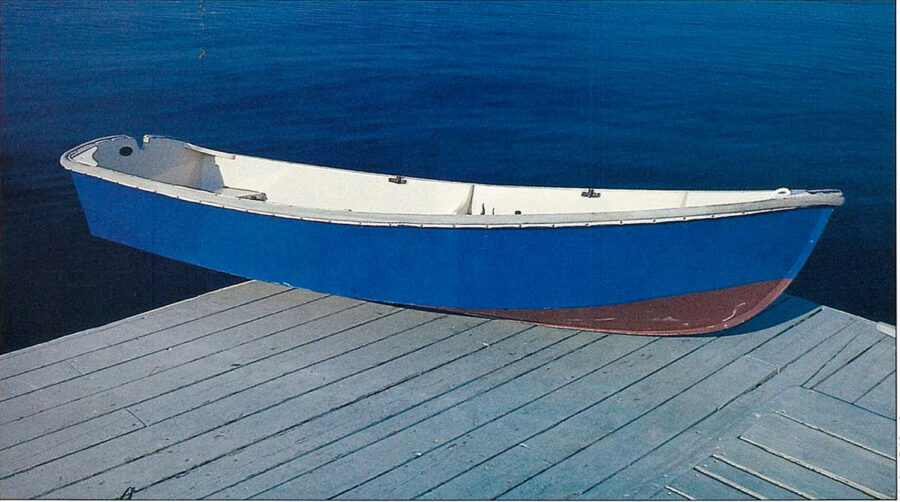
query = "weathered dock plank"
xmin=253 ymin=331 xmax=666 ymax=500
xmin=499 ymin=306 xmax=853 ymax=500
xmin=414 ymin=299 xmax=817 ymax=501
xmin=499 ymin=355 xmax=777 ymax=500
xmin=815 ymin=336 xmax=896 ymax=403
xmin=802 ymin=320 xmax=886 ymax=389
xmin=768 ymin=386 xmax=896 ymax=459
xmin=142 ymin=326 xmax=593 ymax=499
xmin=649 ymin=487 xmax=690 ymax=500
xmin=740 ymin=413 xmax=895 ymax=498
xmin=0 ymin=298 xmax=393 ymax=478
xmin=0 ymin=288 xmax=324 ymax=422
xmin=2 ymin=307 xmax=451 ymax=498
xmin=126 ymin=300 xmax=410 ymax=425
xmin=642 ymin=385 xmax=896 ymax=501
xmin=666 ymin=469 xmax=755 ymax=500
xmin=0 ymin=409 xmax=145 ymax=480
xmin=331 ymin=337 xmax=700 ymax=500
xmin=694 ymin=458 xmax=804 ymax=500
xmin=0 ymin=294 xmax=362 ymax=450
xmin=0 ymin=282 xmax=894 ymax=500
xmin=856 ymin=371 xmax=897 ymax=419
xmin=585 ymin=313 xmax=867 ymax=500
xmin=713 ymin=438 xmax=872 ymax=500
xmin=0 ymin=281 xmax=284 ymax=379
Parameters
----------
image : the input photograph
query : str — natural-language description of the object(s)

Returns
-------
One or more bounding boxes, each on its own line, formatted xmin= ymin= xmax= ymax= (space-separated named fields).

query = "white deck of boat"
xmin=0 ymin=281 xmax=895 ymax=500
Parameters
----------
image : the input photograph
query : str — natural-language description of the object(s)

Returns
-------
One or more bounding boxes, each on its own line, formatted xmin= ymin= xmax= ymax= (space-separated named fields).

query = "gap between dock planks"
xmin=0 ymin=281 xmax=895 ymax=500
xmin=659 ymin=385 xmax=897 ymax=501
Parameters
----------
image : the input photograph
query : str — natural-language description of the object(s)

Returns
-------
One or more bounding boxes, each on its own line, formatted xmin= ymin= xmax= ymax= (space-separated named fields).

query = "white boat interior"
xmin=64 ymin=135 xmax=842 ymax=220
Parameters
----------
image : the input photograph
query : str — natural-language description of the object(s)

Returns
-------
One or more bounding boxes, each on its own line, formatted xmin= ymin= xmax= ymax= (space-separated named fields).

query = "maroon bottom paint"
xmin=443 ymin=279 xmax=793 ymax=336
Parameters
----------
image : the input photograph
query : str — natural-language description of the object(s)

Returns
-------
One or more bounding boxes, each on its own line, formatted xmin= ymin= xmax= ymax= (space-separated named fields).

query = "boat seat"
xmin=453 ymin=185 xmax=476 ymax=215
xmin=216 ymin=186 xmax=267 ymax=201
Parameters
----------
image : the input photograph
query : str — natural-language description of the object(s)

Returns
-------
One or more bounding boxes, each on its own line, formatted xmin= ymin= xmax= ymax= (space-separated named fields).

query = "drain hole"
xmin=119 ymin=146 xmax=133 ymax=156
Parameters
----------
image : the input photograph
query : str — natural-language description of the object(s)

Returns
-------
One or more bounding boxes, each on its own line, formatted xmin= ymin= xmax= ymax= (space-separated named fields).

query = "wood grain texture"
xmin=740 ymin=414 xmax=895 ymax=499
xmin=0 ymin=284 xmax=893 ymax=501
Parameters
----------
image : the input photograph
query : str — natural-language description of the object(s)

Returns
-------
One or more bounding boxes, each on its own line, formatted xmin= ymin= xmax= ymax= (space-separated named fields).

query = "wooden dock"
xmin=1 ymin=281 xmax=895 ymax=500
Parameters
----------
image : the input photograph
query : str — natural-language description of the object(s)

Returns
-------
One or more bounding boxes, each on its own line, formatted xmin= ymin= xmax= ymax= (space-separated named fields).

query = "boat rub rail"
xmin=61 ymin=135 xmax=844 ymax=230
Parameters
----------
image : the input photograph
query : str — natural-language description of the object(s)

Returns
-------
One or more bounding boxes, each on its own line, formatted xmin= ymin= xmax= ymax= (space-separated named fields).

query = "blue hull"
xmin=70 ymin=171 xmax=832 ymax=327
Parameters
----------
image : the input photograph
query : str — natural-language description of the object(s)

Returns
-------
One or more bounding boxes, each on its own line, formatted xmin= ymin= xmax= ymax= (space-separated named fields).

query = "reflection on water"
xmin=1 ymin=1 xmax=894 ymax=352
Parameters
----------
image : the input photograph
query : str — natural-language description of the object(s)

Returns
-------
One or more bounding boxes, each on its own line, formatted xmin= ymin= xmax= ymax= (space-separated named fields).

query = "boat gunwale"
xmin=61 ymin=136 xmax=844 ymax=229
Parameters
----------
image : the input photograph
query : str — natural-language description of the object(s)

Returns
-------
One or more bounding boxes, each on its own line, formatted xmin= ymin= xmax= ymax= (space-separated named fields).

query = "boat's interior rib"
xmin=74 ymin=135 xmax=792 ymax=216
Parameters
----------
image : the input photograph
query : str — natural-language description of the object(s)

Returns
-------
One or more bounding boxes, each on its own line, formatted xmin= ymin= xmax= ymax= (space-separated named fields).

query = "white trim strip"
xmin=61 ymin=136 xmax=844 ymax=230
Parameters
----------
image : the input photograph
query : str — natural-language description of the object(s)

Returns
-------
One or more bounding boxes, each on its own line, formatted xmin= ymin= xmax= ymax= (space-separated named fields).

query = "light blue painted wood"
xmin=0 ymin=361 xmax=82 ymax=402
xmin=802 ymin=322 xmax=885 ymax=388
xmin=744 ymin=309 xmax=855 ymax=367
xmin=855 ymin=372 xmax=896 ymax=419
xmin=696 ymin=457 xmax=803 ymax=499
xmin=140 ymin=326 xmax=590 ymax=499
xmin=587 ymin=308 xmax=863 ymax=500
xmin=1 ymin=285 xmax=297 ymax=408
xmin=740 ymin=413 xmax=895 ymax=499
xmin=715 ymin=438 xmax=872 ymax=499
xmin=422 ymin=299 xmax=826 ymax=501
xmin=649 ymin=487 xmax=690 ymax=500
xmin=0 ymin=305 xmax=432 ymax=498
xmin=498 ymin=355 xmax=777 ymax=500
xmin=0 ymin=281 xmax=890 ymax=501
xmin=67 ymin=288 xmax=326 ymax=374
xmin=0 ymin=289 xmax=321 ymax=425
xmin=502 ymin=307 xmax=850 ymax=500
xmin=666 ymin=469 xmax=754 ymax=500
xmin=127 ymin=300 xmax=407 ymax=425
xmin=0 ymin=295 xmax=362 ymax=451
xmin=0 ymin=410 xmax=144 ymax=479
xmin=0 ymin=281 xmax=285 ymax=378
xmin=767 ymin=386 xmax=895 ymax=459
xmin=345 ymin=337 xmax=701 ymax=500
xmin=7 ymin=316 xmax=516 ymax=499
xmin=253 ymin=333 xmax=660 ymax=500
xmin=815 ymin=337 xmax=896 ymax=403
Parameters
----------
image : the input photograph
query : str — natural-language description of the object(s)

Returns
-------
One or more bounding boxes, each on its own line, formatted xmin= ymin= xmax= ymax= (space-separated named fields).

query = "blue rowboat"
xmin=62 ymin=135 xmax=842 ymax=335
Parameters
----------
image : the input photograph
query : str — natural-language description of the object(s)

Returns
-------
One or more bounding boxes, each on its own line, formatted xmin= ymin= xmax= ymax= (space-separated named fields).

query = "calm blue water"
xmin=1 ymin=1 xmax=894 ymax=352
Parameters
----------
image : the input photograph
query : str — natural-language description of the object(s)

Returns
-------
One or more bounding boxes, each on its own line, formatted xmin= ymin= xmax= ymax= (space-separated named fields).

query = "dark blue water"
xmin=2 ymin=1 xmax=894 ymax=352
